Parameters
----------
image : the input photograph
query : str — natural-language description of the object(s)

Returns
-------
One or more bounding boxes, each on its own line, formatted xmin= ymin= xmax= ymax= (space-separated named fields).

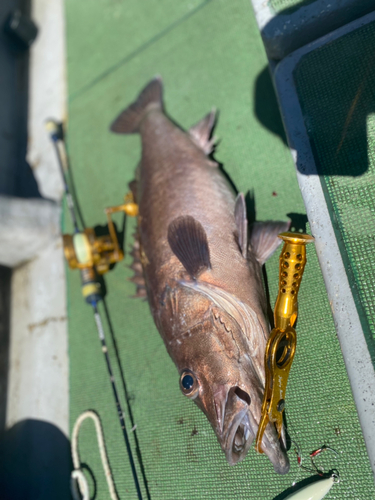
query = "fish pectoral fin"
xmin=235 ymin=193 xmax=248 ymax=259
xmin=189 ymin=109 xmax=217 ymax=155
xmin=167 ymin=215 xmax=211 ymax=279
xmin=110 ymin=77 xmax=163 ymax=134
xmin=249 ymin=220 xmax=291 ymax=266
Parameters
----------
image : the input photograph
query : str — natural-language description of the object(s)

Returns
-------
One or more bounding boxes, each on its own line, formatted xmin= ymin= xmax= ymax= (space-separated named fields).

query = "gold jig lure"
xmin=256 ymin=232 xmax=314 ymax=454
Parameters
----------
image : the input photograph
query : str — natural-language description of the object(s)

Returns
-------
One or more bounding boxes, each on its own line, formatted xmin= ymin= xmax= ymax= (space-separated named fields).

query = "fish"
xmin=110 ymin=77 xmax=290 ymax=474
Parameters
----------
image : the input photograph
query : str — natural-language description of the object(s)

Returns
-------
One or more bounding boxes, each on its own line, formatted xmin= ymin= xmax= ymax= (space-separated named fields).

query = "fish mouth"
xmin=216 ymin=386 xmax=255 ymax=465
xmin=217 ymin=386 xmax=290 ymax=473
xmin=223 ymin=409 xmax=290 ymax=474
xmin=224 ymin=412 xmax=255 ymax=465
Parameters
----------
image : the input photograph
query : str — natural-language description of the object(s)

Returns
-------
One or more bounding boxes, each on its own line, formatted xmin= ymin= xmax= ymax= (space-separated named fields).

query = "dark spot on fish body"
xmin=191 ymin=426 xmax=198 ymax=436
xmin=177 ymin=418 xmax=184 ymax=425
xmin=272 ymin=191 xmax=277 ymax=196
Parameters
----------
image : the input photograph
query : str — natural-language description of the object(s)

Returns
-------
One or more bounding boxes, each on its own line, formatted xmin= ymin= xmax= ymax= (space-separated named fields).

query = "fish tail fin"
xmin=110 ymin=76 xmax=163 ymax=134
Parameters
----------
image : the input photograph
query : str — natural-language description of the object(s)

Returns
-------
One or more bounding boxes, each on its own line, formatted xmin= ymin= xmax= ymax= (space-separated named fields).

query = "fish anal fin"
xmin=235 ymin=193 xmax=248 ymax=259
xmin=168 ymin=216 xmax=211 ymax=279
xmin=130 ymin=275 xmax=145 ymax=286
xmin=189 ymin=109 xmax=217 ymax=155
xmin=250 ymin=221 xmax=291 ymax=266
xmin=110 ymin=77 xmax=163 ymax=134
xmin=132 ymin=286 xmax=147 ymax=300
xmin=129 ymin=232 xmax=147 ymax=298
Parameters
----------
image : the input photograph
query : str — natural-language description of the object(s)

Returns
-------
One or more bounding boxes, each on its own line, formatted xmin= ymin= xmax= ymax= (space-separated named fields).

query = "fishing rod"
xmin=46 ymin=121 xmax=80 ymax=232
xmin=46 ymin=120 xmax=143 ymax=500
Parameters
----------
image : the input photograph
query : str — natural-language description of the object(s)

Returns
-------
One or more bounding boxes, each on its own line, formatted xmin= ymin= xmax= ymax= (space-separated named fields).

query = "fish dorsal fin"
xmin=110 ymin=77 xmax=163 ymax=134
xmin=249 ymin=221 xmax=291 ymax=266
xmin=168 ymin=215 xmax=211 ymax=279
xmin=189 ymin=109 xmax=217 ymax=155
xmin=235 ymin=193 xmax=248 ymax=259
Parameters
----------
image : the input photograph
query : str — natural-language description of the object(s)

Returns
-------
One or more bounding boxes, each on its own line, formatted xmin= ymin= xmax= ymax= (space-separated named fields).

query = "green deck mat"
xmin=65 ymin=0 xmax=374 ymax=498
xmin=294 ymin=20 xmax=375 ymax=362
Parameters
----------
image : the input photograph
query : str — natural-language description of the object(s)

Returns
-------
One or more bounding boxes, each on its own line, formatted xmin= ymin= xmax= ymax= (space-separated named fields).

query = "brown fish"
xmin=111 ymin=78 xmax=290 ymax=474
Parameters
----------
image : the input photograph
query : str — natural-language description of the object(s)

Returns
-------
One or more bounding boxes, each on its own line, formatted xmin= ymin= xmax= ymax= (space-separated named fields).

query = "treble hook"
xmin=292 ymin=442 xmax=321 ymax=477
xmin=309 ymin=445 xmax=339 ymax=475
xmin=293 ymin=442 xmax=339 ymax=477
xmin=286 ymin=438 xmax=340 ymax=499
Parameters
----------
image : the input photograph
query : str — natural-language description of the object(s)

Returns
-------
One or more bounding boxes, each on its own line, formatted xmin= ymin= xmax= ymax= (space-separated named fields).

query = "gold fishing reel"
xmin=63 ymin=192 xmax=138 ymax=275
xmin=256 ymin=232 xmax=314 ymax=454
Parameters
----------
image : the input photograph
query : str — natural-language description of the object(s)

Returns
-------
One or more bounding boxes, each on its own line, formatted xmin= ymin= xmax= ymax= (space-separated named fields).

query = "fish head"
xmin=165 ymin=282 xmax=289 ymax=473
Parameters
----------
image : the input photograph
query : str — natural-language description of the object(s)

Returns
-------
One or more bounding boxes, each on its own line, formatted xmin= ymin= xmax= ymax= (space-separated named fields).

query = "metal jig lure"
xmin=283 ymin=475 xmax=337 ymax=500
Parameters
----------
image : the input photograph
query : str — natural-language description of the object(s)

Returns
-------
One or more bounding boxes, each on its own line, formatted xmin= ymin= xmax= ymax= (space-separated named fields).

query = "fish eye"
xmin=179 ymin=370 xmax=199 ymax=399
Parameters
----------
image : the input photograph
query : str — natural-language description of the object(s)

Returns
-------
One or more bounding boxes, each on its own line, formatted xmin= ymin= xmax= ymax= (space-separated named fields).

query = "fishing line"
xmin=93 ymin=303 xmax=142 ymax=499
xmin=102 ymin=298 xmax=152 ymax=500
xmin=46 ymin=120 xmax=144 ymax=500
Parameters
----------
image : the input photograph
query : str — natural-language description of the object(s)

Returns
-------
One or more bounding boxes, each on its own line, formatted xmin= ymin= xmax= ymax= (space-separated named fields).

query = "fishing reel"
xmin=63 ymin=193 xmax=138 ymax=275
xmin=256 ymin=232 xmax=314 ymax=453
xmin=62 ymin=194 xmax=138 ymax=304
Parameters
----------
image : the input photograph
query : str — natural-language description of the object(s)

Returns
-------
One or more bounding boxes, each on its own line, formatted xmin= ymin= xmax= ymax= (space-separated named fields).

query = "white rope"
xmin=71 ymin=470 xmax=89 ymax=500
xmin=71 ymin=410 xmax=119 ymax=500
